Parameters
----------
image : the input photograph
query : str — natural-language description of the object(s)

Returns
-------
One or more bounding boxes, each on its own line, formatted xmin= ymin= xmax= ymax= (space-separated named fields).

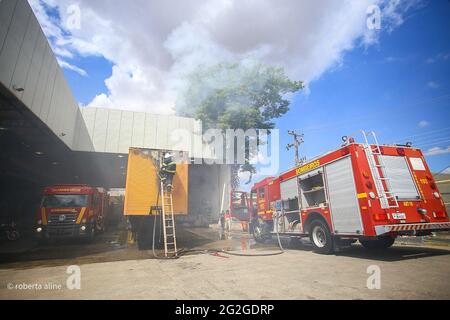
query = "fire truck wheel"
xmin=309 ymin=220 xmax=334 ymax=254
xmin=85 ymin=223 xmax=95 ymax=243
xmin=253 ymin=219 xmax=271 ymax=243
xmin=360 ymin=236 xmax=395 ymax=250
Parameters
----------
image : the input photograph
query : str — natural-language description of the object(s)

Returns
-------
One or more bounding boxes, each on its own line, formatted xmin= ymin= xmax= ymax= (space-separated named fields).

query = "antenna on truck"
xmin=286 ymin=130 xmax=305 ymax=166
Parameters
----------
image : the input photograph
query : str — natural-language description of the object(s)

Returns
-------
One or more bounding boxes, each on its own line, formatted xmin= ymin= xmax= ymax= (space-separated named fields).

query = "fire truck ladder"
xmin=160 ymin=180 xmax=178 ymax=257
xmin=362 ymin=130 xmax=399 ymax=209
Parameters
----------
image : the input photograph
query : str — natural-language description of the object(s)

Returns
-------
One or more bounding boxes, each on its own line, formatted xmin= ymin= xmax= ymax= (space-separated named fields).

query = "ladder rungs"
xmin=161 ymin=188 xmax=176 ymax=256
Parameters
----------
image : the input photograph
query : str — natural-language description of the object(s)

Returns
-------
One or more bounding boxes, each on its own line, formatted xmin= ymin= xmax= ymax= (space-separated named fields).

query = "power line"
xmin=436 ymin=165 xmax=450 ymax=175
xmin=301 ymin=94 xmax=450 ymax=137
xmin=390 ymin=126 xmax=450 ymax=144
xmin=415 ymin=138 xmax=450 ymax=149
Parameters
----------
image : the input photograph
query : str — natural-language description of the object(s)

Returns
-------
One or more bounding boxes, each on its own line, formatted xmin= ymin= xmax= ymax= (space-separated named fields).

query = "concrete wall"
xmin=0 ymin=0 xmax=93 ymax=151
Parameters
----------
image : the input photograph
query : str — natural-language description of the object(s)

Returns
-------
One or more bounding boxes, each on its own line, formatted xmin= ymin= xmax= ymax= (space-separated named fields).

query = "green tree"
xmin=176 ymin=62 xmax=303 ymax=185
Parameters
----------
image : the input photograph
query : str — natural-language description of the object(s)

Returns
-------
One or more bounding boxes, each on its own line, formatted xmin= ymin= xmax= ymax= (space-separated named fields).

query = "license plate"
xmin=392 ymin=213 xmax=406 ymax=220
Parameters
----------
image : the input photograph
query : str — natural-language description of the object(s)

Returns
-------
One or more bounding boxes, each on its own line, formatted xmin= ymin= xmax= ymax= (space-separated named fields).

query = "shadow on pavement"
xmin=286 ymin=237 xmax=450 ymax=262
xmin=0 ymin=226 xmax=218 ymax=269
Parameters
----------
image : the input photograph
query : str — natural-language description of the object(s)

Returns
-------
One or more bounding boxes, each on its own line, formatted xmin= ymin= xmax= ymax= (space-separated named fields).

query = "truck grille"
xmin=48 ymin=213 xmax=78 ymax=225
xmin=46 ymin=226 xmax=77 ymax=237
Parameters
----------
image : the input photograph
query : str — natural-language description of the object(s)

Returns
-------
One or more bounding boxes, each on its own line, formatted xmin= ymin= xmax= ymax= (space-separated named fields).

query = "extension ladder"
xmin=160 ymin=181 xmax=178 ymax=257
xmin=361 ymin=130 xmax=399 ymax=209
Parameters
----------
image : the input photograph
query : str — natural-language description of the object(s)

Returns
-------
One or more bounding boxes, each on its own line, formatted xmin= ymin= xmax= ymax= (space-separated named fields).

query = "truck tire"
xmin=309 ymin=220 xmax=334 ymax=254
xmin=7 ymin=230 xmax=19 ymax=241
xmin=252 ymin=218 xmax=271 ymax=243
xmin=85 ymin=223 xmax=95 ymax=243
xmin=360 ymin=236 xmax=395 ymax=250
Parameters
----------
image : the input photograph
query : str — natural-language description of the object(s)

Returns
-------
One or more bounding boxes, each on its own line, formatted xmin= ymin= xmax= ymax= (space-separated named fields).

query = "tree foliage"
xmin=176 ymin=62 xmax=303 ymax=186
xmin=177 ymin=62 xmax=303 ymax=130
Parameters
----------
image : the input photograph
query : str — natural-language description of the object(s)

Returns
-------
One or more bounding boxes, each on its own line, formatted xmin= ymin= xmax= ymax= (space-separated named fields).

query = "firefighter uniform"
xmin=158 ymin=155 xmax=176 ymax=191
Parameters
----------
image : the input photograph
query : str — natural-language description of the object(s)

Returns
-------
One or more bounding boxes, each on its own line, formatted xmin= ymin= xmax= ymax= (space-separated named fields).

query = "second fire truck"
xmin=36 ymin=184 xmax=109 ymax=241
xmin=249 ymin=131 xmax=450 ymax=254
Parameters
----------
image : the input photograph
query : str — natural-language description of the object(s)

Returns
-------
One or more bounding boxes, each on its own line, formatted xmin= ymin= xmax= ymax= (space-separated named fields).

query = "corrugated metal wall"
xmin=76 ymin=107 xmax=205 ymax=156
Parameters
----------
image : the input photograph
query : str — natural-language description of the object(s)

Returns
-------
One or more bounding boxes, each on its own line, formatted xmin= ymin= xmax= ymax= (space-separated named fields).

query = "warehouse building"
xmin=0 ymin=0 xmax=230 ymax=229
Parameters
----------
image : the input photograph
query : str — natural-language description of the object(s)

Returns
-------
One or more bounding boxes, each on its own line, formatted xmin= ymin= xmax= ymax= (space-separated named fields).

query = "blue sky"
xmin=32 ymin=0 xmax=450 ymax=178
xmin=276 ymin=0 xmax=450 ymax=175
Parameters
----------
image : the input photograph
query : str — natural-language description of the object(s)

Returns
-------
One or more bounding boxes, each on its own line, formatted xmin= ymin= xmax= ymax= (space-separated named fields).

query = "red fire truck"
xmin=219 ymin=191 xmax=250 ymax=239
xmin=36 ymin=184 xmax=109 ymax=241
xmin=249 ymin=131 xmax=450 ymax=254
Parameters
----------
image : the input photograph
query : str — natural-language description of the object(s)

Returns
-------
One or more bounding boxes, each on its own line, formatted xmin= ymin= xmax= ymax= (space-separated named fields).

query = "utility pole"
xmin=286 ymin=130 xmax=304 ymax=166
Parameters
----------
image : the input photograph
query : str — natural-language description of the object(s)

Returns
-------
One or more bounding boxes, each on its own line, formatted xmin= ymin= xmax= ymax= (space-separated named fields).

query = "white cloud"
xmin=29 ymin=0 xmax=421 ymax=113
xmin=425 ymin=52 xmax=450 ymax=64
xmin=427 ymin=81 xmax=440 ymax=89
xmin=57 ymin=59 xmax=87 ymax=76
xmin=424 ymin=146 xmax=450 ymax=156
xmin=442 ymin=167 xmax=450 ymax=174
xmin=418 ymin=120 xmax=429 ymax=128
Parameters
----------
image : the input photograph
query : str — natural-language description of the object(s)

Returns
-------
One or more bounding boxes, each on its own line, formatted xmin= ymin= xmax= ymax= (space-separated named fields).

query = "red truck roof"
xmin=43 ymin=185 xmax=101 ymax=195
xmin=251 ymin=177 xmax=275 ymax=191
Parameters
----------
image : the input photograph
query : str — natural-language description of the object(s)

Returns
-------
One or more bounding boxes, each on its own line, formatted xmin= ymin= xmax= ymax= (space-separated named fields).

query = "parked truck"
xmin=250 ymin=131 xmax=450 ymax=254
xmin=36 ymin=184 xmax=109 ymax=241
xmin=124 ymin=147 xmax=231 ymax=251
xmin=124 ymin=148 xmax=189 ymax=249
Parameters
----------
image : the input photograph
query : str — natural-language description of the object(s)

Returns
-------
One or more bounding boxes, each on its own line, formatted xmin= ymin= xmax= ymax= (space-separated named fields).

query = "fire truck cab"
xmin=230 ymin=191 xmax=250 ymax=222
xmin=250 ymin=131 xmax=450 ymax=254
xmin=36 ymin=184 xmax=109 ymax=241
xmin=219 ymin=190 xmax=250 ymax=239
xmin=249 ymin=177 xmax=280 ymax=240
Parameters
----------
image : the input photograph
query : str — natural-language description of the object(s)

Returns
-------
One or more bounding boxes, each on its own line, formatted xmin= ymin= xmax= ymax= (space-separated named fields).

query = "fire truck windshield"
xmin=231 ymin=192 xmax=246 ymax=208
xmin=42 ymin=194 xmax=89 ymax=208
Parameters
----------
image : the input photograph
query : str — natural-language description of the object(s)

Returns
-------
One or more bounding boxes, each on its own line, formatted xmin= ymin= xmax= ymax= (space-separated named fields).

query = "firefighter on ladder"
xmin=158 ymin=152 xmax=176 ymax=192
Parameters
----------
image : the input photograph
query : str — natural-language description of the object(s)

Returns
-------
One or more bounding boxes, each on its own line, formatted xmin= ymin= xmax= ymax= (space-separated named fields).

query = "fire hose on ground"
xmin=151 ymin=209 xmax=285 ymax=259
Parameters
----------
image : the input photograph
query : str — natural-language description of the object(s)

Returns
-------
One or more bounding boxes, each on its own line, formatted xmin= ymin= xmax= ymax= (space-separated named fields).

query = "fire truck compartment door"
xmin=280 ymin=177 xmax=298 ymax=200
xmin=325 ymin=157 xmax=363 ymax=235
xmin=379 ymin=155 xmax=420 ymax=200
